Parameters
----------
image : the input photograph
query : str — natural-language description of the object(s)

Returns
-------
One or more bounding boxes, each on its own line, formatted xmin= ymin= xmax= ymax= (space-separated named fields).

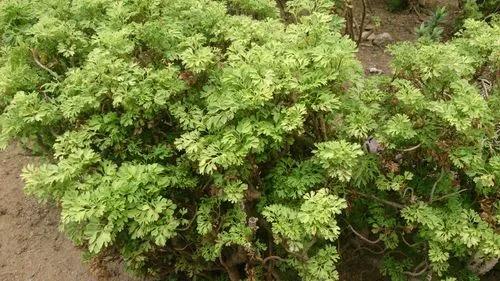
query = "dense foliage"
xmin=461 ymin=0 xmax=499 ymax=20
xmin=0 ymin=0 xmax=499 ymax=280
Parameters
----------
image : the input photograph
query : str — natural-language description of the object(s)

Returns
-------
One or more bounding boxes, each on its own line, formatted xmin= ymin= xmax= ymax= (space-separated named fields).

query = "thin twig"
xmin=433 ymin=189 xmax=468 ymax=202
xmin=399 ymin=143 xmax=422 ymax=152
xmin=404 ymin=261 xmax=429 ymax=277
xmin=262 ymin=255 xmax=286 ymax=265
xmin=348 ymin=224 xmax=382 ymax=244
xmin=401 ymin=235 xmax=423 ymax=248
xmin=353 ymin=245 xmax=386 ymax=255
xmin=31 ymin=49 xmax=60 ymax=81
xmin=429 ymin=170 xmax=445 ymax=203
xmin=403 ymin=187 xmax=414 ymax=199
xmin=348 ymin=190 xmax=405 ymax=209
xmin=173 ymin=243 xmax=193 ymax=252
xmin=479 ymin=78 xmax=491 ymax=99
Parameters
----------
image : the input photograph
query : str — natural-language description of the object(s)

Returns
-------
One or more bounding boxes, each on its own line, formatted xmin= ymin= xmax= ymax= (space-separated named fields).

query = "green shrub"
xmin=0 ymin=0 xmax=499 ymax=280
xmin=460 ymin=0 xmax=500 ymax=20
xmin=416 ymin=6 xmax=448 ymax=42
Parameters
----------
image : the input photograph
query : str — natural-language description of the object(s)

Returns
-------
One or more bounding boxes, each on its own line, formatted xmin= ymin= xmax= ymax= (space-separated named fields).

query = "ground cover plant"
xmin=0 ymin=0 xmax=499 ymax=280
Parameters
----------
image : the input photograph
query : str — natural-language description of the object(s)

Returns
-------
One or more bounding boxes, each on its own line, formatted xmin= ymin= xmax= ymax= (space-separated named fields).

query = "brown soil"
xmin=0 ymin=145 xmax=138 ymax=281
xmin=0 ymin=145 xmax=94 ymax=281
xmin=354 ymin=0 xmax=461 ymax=74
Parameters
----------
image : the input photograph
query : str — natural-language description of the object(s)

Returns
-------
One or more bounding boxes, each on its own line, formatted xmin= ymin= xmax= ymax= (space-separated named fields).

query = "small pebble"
xmin=368 ymin=67 xmax=383 ymax=75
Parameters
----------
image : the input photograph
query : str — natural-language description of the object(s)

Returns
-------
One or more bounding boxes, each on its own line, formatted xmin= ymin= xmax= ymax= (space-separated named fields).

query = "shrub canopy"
xmin=0 ymin=0 xmax=499 ymax=280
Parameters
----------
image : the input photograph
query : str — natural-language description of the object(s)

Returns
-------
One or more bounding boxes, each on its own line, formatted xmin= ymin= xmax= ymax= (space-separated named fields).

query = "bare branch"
xmin=429 ymin=170 xmax=445 ymax=203
xmin=399 ymin=143 xmax=422 ymax=152
xmin=31 ymin=49 xmax=60 ymax=81
xmin=262 ymin=255 xmax=286 ymax=265
xmin=356 ymin=0 xmax=367 ymax=46
xmin=348 ymin=224 xmax=382 ymax=244
xmin=404 ymin=261 xmax=429 ymax=277
xmin=348 ymin=190 xmax=405 ymax=209
xmin=401 ymin=235 xmax=423 ymax=248
xmin=353 ymin=245 xmax=386 ymax=255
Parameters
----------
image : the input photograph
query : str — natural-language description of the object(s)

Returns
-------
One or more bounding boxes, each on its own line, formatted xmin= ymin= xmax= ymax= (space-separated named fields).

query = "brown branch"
xmin=357 ymin=0 xmax=367 ymax=46
xmin=353 ymin=245 xmax=386 ymax=255
xmin=348 ymin=224 xmax=382 ymax=244
xmin=404 ymin=261 xmax=429 ymax=277
xmin=401 ymin=235 xmax=423 ymax=248
xmin=261 ymin=255 xmax=286 ymax=265
xmin=344 ymin=0 xmax=355 ymax=40
xmin=173 ymin=243 xmax=192 ymax=252
xmin=398 ymin=143 xmax=422 ymax=152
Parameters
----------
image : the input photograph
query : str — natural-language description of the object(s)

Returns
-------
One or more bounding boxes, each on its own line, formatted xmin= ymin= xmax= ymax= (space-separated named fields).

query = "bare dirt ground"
xmin=0 ymin=145 xmax=138 ymax=281
xmin=355 ymin=0 xmax=461 ymax=74
xmin=0 ymin=145 xmax=98 ymax=281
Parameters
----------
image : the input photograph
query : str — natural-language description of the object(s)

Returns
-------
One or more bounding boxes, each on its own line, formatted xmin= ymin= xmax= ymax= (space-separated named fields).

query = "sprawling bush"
xmin=0 ymin=0 xmax=498 ymax=280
